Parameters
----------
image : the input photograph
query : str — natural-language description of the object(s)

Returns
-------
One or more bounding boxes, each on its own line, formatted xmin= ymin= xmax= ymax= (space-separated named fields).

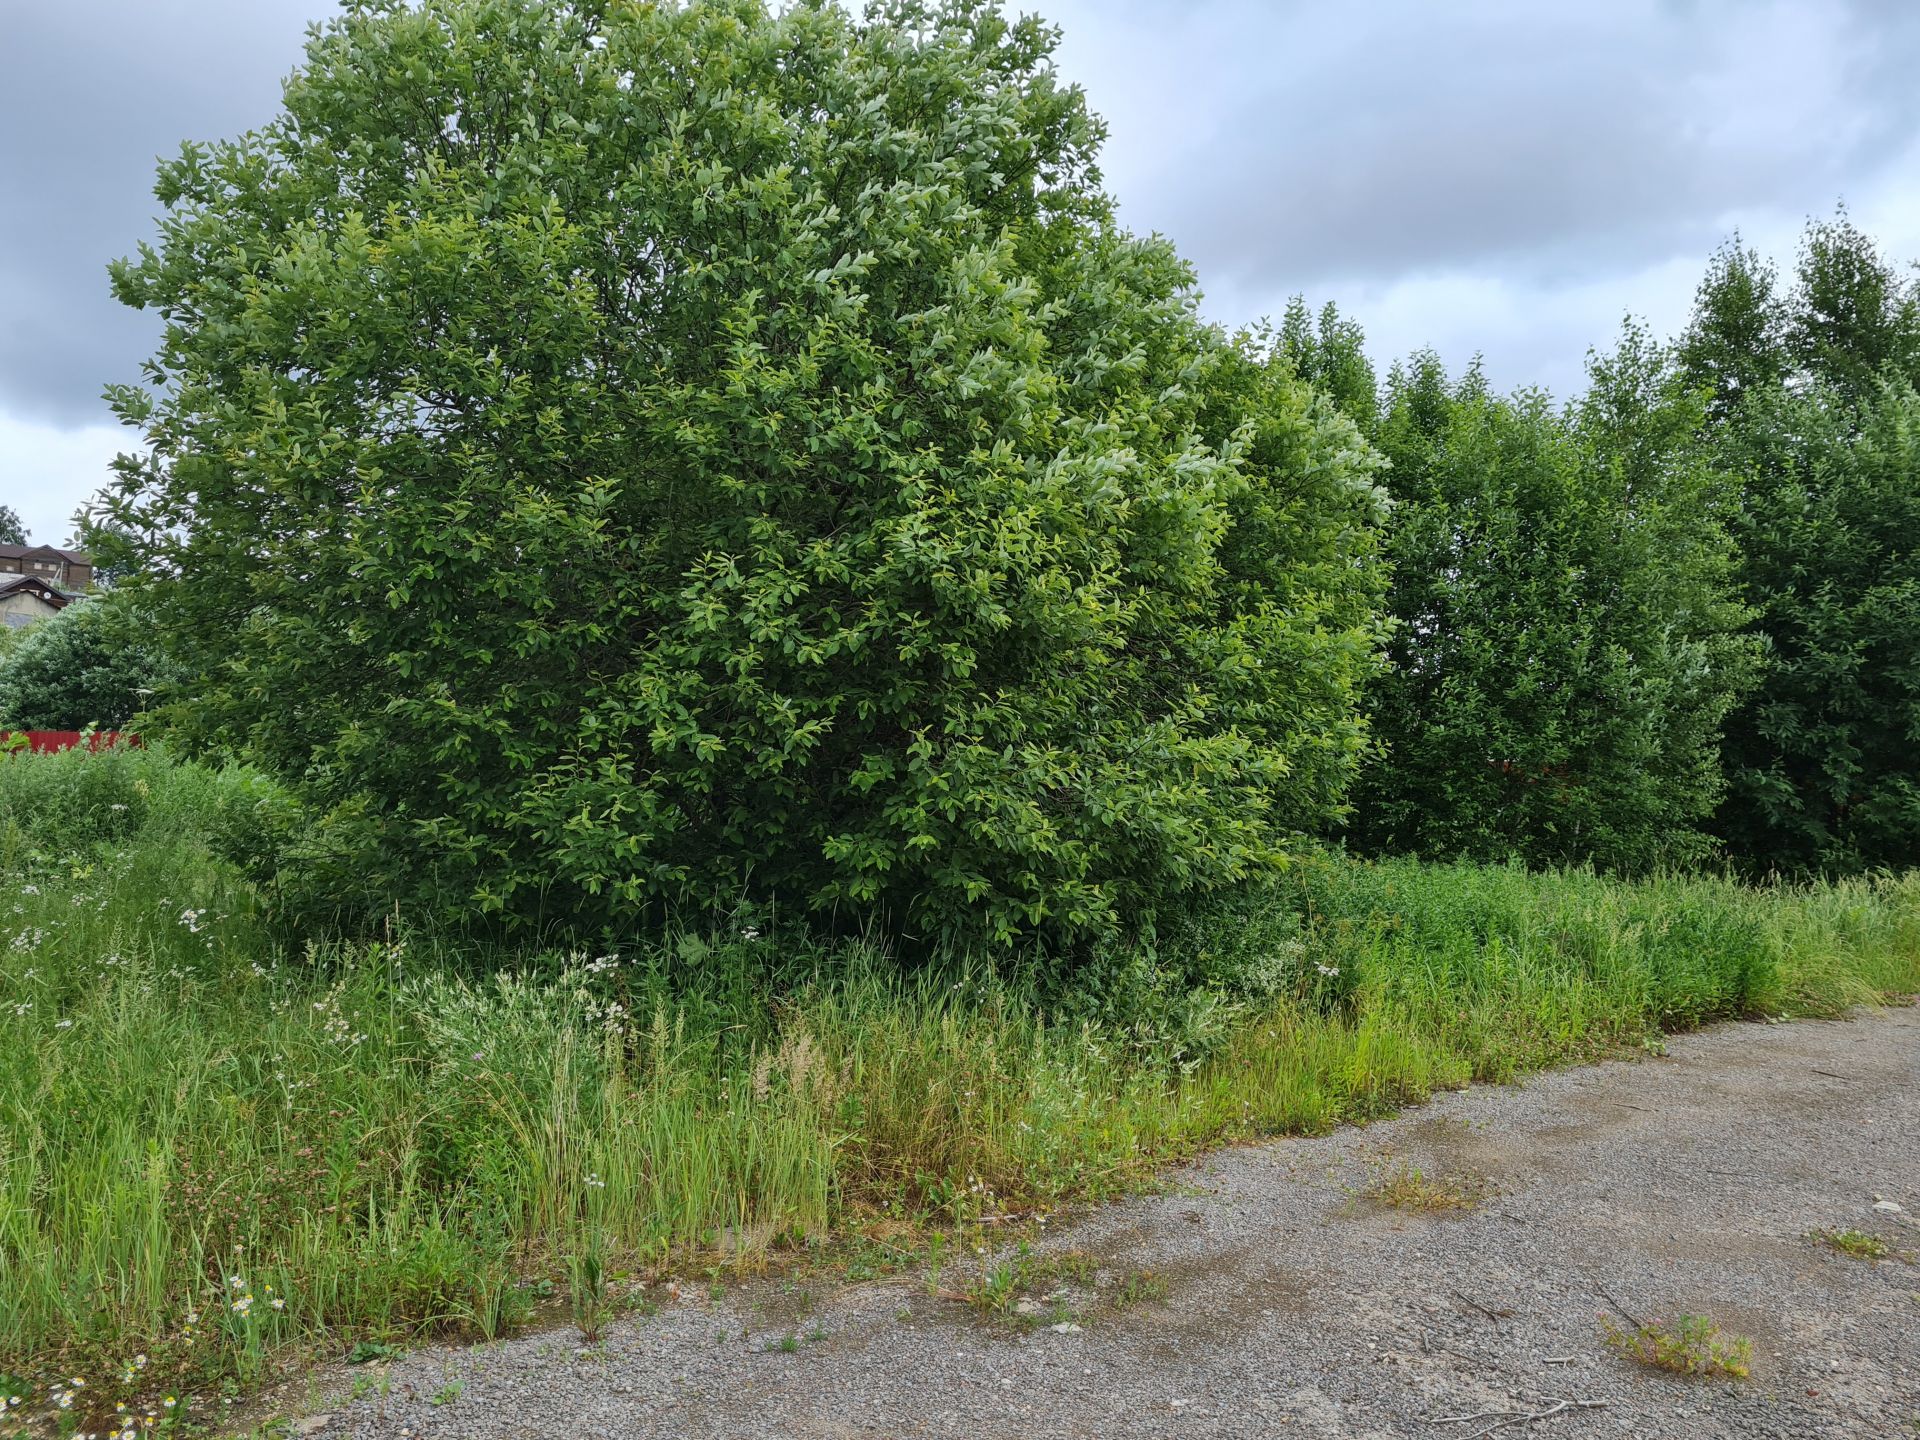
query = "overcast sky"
xmin=5 ymin=1 xmax=1919 ymax=543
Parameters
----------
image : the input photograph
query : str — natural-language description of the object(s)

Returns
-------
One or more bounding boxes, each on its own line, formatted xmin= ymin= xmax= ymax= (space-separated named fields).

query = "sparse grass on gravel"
xmin=1362 ymin=1162 xmax=1491 ymax=1212
xmin=3 ymin=747 xmax=1917 ymax=1432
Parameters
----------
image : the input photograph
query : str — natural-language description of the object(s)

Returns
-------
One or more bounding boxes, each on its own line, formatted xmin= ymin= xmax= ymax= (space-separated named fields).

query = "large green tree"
xmin=1683 ymin=213 xmax=1920 ymax=872
xmin=103 ymin=0 xmax=1386 ymax=943
xmin=1351 ymin=330 xmax=1754 ymax=871
xmin=0 ymin=505 xmax=24 ymax=545
xmin=1786 ymin=209 xmax=1920 ymax=406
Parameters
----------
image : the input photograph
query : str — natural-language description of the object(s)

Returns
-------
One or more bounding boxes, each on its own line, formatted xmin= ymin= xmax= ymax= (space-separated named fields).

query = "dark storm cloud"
xmin=0 ymin=0 xmax=325 ymax=423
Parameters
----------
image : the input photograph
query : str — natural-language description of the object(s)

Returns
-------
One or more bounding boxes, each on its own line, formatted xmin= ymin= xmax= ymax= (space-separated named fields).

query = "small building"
xmin=0 ymin=543 xmax=93 ymax=592
xmin=0 ymin=574 xmax=72 ymax=629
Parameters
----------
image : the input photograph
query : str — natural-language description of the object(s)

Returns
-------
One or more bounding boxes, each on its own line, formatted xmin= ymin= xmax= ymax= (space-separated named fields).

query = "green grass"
xmin=1 ymin=747 xmax=1915 ymax=1432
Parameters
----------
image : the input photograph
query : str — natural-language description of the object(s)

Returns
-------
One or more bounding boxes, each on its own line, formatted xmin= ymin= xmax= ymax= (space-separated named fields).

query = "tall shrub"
xmin=1351 ymin=336 xmax=1754 ymax=871
xmin=102 ymin=0 xmax=1386 ymax=943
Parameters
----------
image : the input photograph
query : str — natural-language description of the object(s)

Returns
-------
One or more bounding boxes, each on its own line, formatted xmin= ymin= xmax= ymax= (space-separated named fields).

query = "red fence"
xmin=1 ymin=730 xmax=136 ymax=754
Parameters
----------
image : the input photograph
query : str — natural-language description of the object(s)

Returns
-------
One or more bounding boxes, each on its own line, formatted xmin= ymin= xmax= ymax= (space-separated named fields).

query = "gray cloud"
xmin=0 ymin=0 xmax=323 ymax=424
xmin=2 ymin=0 xmax=1918 ymax=466
xmin=1050 ymin=0 xmax=1920 ymax=295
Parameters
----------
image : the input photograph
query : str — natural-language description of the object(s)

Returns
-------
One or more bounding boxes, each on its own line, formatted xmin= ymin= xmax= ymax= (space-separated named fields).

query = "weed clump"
xmin=1810 ymin=1228 xmax=1893 ymax=1261
xmin=2 ymin=746 xmax=1916 ymax=1423
xmin=1600 ymin=1313 xmax=1752 ymax=1379
xmin=1361 ymin=1162 xmax=1492 ymax=1213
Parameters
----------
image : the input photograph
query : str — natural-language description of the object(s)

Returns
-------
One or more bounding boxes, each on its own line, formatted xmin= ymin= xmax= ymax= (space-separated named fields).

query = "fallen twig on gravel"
xmin=1451 ymin=1288 xmax=1515 ymax=1325
xmin=1433 ymin=1396 xmax=1607 ymax=1437
xmin=1594 ymin=1285 xmax=1646 ymax=1330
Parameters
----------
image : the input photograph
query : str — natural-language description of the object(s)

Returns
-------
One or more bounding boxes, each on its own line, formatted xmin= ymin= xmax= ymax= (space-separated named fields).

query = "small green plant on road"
xmin=1601 ymin=1313 xmax=1752 ymax=1379
xmin=1811 ymin=1227 xmax=1894 ymax=1261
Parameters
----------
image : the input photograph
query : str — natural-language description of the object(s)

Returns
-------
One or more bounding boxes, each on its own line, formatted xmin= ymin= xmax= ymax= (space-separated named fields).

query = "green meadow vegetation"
xmin=3 ymin=744 xmax=1915 ymax=1422
xmin=4 ymin=0 xmax=1918 ymax=1432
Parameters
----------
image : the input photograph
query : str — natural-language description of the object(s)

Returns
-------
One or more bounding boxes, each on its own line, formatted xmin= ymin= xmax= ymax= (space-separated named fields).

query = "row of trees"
xmin=83 ymin=0 xmax=1916 ymax=945
xmin=1285 ymin=210 xmax=1920 ymax=877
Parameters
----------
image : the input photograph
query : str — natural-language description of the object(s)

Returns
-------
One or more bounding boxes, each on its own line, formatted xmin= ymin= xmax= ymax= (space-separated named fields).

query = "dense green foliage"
xmin=0 ymin=505 xmax=23 ymax=545
xmin=1349 ymin=330 xmax=1754 ymax=870
xmin=1681 ymin=214 xmax=1920 ymax=872
xmin=0 ymin=594 xmax=179 ymax=730
xmin=4 ymin=745 xmax=1914 ymax=1427
xmin=18 ymin=5 xmax=1918 ymax=1432
xmin=105 ymin=0 xmax=1385 ymax=944
xmin=1278 ymin=296 xmax=1379 ymax=431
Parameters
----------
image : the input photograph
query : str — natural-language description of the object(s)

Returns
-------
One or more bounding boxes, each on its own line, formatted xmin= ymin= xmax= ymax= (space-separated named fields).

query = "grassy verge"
xmin=2 ymin=747 xmax=1915 ymax=1431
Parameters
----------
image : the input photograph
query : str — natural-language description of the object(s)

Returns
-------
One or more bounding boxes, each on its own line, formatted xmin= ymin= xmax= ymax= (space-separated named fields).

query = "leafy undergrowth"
xmin=3 ymin=748 xmax=1916 ymax=1433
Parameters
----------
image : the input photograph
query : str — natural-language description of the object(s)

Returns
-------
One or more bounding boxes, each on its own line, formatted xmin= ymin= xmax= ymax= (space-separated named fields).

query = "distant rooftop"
xmin=0 ymin=543 xmax=89 ymax=563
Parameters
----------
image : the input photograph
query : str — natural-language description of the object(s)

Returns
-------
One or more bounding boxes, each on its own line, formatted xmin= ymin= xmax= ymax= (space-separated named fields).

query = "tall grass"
xmin=1 ymin=747 xmax=1914 ymax=1427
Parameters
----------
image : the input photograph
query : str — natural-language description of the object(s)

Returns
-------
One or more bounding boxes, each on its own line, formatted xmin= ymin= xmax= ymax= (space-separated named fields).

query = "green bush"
xmin=0 ymin=741 xmax=300 ymax=882
xmin=105 ymin=0 xmax=1386 ymax=946
xmin=0 ymin=595 xmax=179 ymax=731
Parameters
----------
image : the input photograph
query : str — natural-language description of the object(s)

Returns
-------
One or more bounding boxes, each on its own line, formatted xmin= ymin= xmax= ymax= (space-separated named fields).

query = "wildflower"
xmin=271 ymin=1296 xmax=286 ymax=1310
xmin=56 ymin=1018 xmax=74 ymax=1029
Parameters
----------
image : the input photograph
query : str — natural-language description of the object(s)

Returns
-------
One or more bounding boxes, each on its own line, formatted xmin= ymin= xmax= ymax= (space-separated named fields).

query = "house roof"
xmin=0 ymin=574 xmax=72 ymax=608
xmin=0 ymin=543 xmax=89 ymax=564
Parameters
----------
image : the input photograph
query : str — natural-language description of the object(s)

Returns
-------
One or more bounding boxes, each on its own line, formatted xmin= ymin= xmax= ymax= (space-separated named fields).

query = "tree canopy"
xmin=1686 ymin=212 xmax=1920 ymax=872
xmin=1348 ymin=331 xmax=1755 ymax=871
xmin=104 ymin=0 xmax=1387 ymax=943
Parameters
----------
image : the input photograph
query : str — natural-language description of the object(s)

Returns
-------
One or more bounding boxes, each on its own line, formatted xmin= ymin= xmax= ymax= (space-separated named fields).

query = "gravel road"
xmin=315 ymin=1006 xmax=1920 ymax=1439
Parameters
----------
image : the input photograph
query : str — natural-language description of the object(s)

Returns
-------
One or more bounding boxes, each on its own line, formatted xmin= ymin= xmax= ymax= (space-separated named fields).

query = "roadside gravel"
xmin=314 ymin=1005 xmax=1920 ymax=1439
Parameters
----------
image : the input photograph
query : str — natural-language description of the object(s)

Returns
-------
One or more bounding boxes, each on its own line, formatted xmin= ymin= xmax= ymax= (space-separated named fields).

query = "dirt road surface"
xmin=319 ymin=1006 xmax=1920 ymax=1439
